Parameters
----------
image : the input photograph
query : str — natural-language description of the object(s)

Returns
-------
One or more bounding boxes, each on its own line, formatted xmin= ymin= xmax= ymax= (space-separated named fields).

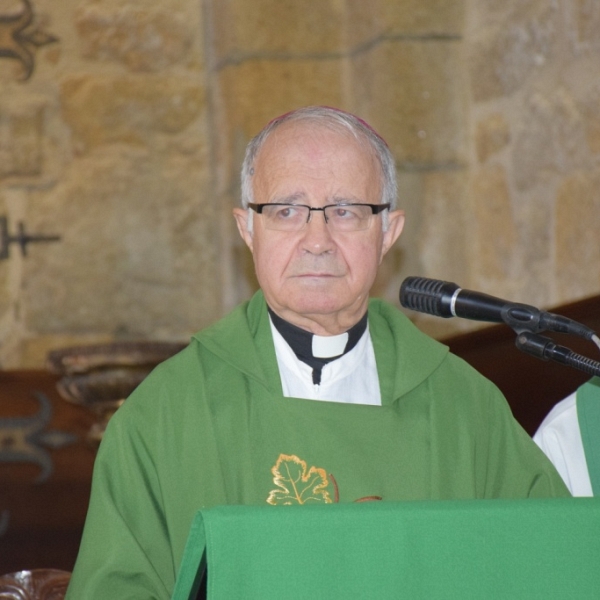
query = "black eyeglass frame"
xmin=247 ymin=202 xmax=391 ymax=224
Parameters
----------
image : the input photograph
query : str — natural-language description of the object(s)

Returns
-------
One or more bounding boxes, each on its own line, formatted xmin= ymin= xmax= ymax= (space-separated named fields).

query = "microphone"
xmin=399 ymin=276 xmax=598 ymax=340
xmin=515 ymin=332 xmax=600 ymax=377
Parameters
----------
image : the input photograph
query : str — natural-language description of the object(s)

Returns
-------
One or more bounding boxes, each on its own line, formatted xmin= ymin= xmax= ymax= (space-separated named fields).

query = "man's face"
xmin=234 ymin=121 xmax=404 ymax=334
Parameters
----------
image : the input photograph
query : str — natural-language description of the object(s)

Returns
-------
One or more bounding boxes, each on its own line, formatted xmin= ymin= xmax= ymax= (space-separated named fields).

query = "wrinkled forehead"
xmin=251 ymin=121 xmax=383 ymax=203
xmin=254 ymin=119 xmax=380 ymax=173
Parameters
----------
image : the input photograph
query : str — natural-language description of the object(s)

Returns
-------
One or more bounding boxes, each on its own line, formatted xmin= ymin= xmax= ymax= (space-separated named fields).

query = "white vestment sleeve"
xmin=533 ymin=392 xmax=593 ymax=497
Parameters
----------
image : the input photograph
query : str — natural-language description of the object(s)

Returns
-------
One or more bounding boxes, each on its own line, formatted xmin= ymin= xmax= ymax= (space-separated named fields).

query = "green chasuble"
xmin=66 ymin=291 xmax=569 ymax=599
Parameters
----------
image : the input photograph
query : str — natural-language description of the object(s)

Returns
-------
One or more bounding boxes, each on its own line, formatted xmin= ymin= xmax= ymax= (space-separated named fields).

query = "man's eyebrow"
xmin=268 ymin=193 xmax=365 ymax=205
xmin=271 ymin=192 xmax=307 ymax=204
xmin=330 ymin=195 xmax=364 ymax=205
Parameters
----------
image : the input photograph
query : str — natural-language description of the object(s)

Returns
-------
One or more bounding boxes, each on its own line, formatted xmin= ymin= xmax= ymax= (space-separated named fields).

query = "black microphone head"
xmin=400 ymin=276 xmax=460 ymax=318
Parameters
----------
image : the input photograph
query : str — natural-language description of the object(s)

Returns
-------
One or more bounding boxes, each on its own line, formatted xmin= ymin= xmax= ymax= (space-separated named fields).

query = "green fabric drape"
xmin=174 ymin=499 xmax=600 ymax=600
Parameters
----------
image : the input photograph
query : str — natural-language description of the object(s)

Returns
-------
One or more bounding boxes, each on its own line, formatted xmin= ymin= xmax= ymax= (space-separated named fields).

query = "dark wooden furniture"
xmin=0 ymin=569 xmax=70 ymax=599
xmin=0 ymin=371 xmax=95 ymax=575
xmin=1 ymin=342 xmax=186 ymax=575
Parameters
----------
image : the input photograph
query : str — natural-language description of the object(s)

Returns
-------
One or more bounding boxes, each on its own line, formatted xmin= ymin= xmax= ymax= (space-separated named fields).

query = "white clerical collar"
xmin=312 ymin=332 xmax=349 ymax=358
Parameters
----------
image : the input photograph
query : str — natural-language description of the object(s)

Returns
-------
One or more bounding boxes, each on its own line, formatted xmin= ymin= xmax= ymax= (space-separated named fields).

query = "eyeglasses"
xmin=247 ymin=203 xmax=390 ymax=232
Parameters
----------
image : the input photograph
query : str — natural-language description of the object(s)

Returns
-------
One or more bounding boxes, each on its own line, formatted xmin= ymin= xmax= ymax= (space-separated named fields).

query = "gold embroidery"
xmin=267 ymin=454 xmax=333 ymax=505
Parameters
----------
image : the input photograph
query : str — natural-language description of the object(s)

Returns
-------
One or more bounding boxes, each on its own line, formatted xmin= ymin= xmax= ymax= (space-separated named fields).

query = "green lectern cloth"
xmin=172 ymin=499 xmax=600 ymax=600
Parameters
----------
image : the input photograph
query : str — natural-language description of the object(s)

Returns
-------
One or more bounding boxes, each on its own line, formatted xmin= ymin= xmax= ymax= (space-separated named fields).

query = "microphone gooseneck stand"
xmin=399 ymin=276 xmax=600 ymax=378
xmin=515 ymin=332 xmax=600 ymax=377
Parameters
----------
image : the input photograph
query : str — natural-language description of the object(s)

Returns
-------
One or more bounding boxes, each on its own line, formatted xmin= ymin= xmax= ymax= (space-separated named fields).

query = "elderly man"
xmin=66 ymin=107 xmax=569 ymax=599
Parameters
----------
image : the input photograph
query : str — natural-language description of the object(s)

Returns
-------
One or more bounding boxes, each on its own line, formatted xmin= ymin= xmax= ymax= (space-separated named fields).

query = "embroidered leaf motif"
xmin=267 ymin=454 xmax=333 ymax=505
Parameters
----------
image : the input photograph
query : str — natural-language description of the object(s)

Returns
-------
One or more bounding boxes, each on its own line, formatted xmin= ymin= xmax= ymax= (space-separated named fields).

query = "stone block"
xmin=0 ymin=103 xmax=44 ymax=179
xmin=351 ymin=39 xmax=467 ymax=166
xmin=344 ymin=0 xmax=465 ymax=51
xmin=475 ymin=113 xmax=510 ymax=163
xmin=418 ymin=170 xmax=470 ymax=285
xmin=375 ymin=0 xmax=465 ymax=37
xmin=211 ymin=0 xmax=464 ymax=65
xmin=469 ymin=166 xmax=516 ymax=285
xmin=555 ymin=171 xmax=600 ymax=301
xmin=74 ymin=2 xmax=198 ymax=71
xmin=507 ymin=189 xmax=552 ymax=309
xmin=23 ymin=147 xmax=220 ymax=339
xmin=469 ymin=2 xmax=561 ymax=102
xmin=468 ymin=0 xmax=549 ymax=28
xmin=511 ymin=90 xmax=588 ymax=192
xmin=581 ymin=91 xmax=600 ymax=155
xmin=211 ymin=0 xmax=344 ymax=61
xmin=573 ymin=0 xmax=600 ymax=47
xmin=60 ymin=75 xmax=206 ymax=151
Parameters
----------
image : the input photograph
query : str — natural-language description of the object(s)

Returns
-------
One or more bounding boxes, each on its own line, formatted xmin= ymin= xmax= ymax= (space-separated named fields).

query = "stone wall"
xmin=454 ymin=0 xmax=600 ymax=336
xmin=0 ymin=0 xmax=217 ymax=367
xmin=0 ymin=0 xmax=598 ymax=368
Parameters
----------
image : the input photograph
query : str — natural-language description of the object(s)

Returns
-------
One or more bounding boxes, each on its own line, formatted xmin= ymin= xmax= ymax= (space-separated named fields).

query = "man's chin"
xmin=285 ymin=294 xmax=348 ymax=318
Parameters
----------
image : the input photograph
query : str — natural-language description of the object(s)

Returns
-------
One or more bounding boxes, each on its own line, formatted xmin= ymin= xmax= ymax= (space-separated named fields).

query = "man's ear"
xmin=381 ymin=210 xmax=405 ymax=258
xmin=233 ymin=208 xmax=254 ymax=253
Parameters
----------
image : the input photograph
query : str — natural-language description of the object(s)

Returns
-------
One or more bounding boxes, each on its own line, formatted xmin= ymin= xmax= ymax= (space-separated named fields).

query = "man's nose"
xmin=300 ymin=210 xmax=335 ymax=253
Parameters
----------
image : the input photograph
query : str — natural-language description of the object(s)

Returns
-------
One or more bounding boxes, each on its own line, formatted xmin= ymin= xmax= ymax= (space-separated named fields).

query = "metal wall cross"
xmin=0 ymin=216 xmax=61 ymax=259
